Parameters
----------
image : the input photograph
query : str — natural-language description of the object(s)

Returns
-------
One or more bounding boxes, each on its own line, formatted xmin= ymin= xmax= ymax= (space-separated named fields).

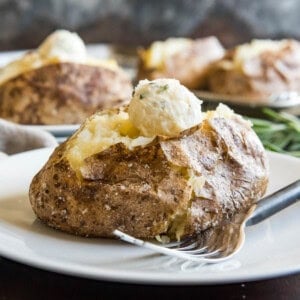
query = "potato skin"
xmin=161 ymin=115 xmax=268 ymax=234
xmin=29 ymin=114 xmax=268 ymax=239
xmin=0 ymin=63 xmax=132 ymax=125
xmin=29 ymin=141 xmax=192 ymax=238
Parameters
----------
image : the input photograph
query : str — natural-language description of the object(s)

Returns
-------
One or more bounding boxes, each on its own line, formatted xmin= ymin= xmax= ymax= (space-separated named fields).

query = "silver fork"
xmin=113 ymin=180 xmax=300 ymax=263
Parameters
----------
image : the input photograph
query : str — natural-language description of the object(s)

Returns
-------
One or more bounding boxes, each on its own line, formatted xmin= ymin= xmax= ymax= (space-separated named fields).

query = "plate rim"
xmin=193 ymin=90 xmax=300 ymax=108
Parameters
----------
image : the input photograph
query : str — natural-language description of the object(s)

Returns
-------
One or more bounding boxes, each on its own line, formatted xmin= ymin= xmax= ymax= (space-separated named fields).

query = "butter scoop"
xmin=0 ymin=30 xmax=88 ymax=85
xmin=38 ymin=30 xmax=87 ymax=63
xmin=128 ymin=79 xmax=202 ymax=137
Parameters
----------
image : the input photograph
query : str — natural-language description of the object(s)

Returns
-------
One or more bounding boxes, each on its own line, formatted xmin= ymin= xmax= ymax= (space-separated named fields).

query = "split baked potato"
xmin=207 ymin=39 xmax=300 ymax=99
xmin=137 ymin=37 xmax=224 ymax=89
xmin=0 ymin=30 xmax=132 ymax=125
xmin=29 ymin=79 xmax=268 ymax=240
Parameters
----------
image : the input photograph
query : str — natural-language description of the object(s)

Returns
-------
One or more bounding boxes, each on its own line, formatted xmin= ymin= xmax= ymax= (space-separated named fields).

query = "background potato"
xmin=29 ymin=108 xmax=268 ymax=240
xmin=137 ymin=37 xmax=224 ymax=90
xmin=207 ymin=39 xmax=300 ymax=98
xmin=0 ymin=63 xmax=132 ymax=125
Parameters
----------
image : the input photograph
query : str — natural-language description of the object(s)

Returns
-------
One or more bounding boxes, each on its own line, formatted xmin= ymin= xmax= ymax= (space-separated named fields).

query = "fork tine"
xmin=179 ymin=246 xmax=208 ymax=254
xmin=113 ymin=228 xmax=241 ymax=263
xmin=172 ymin=241 xmax=200 ymax=251
xmin=113 ymin=204 xmax=255 ymax=263
xmin=161 ymin=241 xmax=181 ymax=248
xmin=191 ymin=248 xmax=220 ymax=257
xmin=165 ymin=236 xmax=198 ymax=249
xmin=113 ymin=229 xmax=220 ymax=262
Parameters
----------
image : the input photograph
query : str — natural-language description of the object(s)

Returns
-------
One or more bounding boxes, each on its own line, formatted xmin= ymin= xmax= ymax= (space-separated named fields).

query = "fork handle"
xmin=246 ymin=179 xmax=300 ymax=226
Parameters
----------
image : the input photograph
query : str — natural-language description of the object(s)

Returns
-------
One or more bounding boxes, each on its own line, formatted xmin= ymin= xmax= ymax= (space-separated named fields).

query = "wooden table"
xmin=0 ymin=257 xmax=299 ymax=300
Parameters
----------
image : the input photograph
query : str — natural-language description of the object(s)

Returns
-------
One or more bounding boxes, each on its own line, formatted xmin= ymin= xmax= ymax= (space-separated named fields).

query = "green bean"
xmin=249 ymin=117 xmax=277 ymax=128
xmin=246 ymin=109 xmax=300 ymax=158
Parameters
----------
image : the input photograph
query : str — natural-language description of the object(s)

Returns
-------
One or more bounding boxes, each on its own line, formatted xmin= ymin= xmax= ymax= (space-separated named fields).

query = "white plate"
xmin=193 ymin=90 xmax=300 ymax=109
xmin=24 ymin=124 xmax=80 ymax=137
xmin=0 ymin=148 xmax=299 ymax=285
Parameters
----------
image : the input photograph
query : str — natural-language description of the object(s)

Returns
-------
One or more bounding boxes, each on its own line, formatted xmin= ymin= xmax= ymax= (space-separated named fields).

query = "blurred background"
xmin=0 ymin=0 xmax=299 ymax=50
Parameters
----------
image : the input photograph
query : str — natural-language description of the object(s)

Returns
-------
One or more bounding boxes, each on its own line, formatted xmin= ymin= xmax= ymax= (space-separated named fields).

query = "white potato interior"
xmin=140 ymin=38 xmax=192 ymax=70
xmin=66 ymin=110 xmax=154 ymax=171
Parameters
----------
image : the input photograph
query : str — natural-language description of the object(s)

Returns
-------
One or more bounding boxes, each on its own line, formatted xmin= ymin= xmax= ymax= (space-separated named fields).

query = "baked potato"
xmin=0 ymin=30 xmax=132 ymax=125
xmin=137 ymin=37 xmax=224 ymax=89
xmin=207 ymin=39 xmax=300 ymax=99
xmin=29 ymin=79 xmax=268 ymax=240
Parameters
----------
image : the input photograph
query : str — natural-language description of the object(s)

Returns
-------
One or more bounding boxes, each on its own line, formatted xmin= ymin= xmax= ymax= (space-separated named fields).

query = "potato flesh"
xmin=0 ymin=50 xmax=118 ymax=87
xmin=233 ymin=39 xmax=287 ymax=70
xmin=141 ymin=38 xmax=192 ymax=70
xmin=66 ymin=111 xmax=154 ymax=172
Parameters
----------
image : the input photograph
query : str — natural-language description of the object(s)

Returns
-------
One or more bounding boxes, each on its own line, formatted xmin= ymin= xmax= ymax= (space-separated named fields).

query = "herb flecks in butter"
xmin=158 ymin=84 xmax=169 ymax=93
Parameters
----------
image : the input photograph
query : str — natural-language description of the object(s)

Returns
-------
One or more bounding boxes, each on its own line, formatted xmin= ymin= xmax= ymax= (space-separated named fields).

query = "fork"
xmin=113 ymin=180 xmax=300 ymax=263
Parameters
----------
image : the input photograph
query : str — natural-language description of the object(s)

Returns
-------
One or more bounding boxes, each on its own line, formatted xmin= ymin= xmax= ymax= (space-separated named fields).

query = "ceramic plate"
xmin=193 ymin=90 xmax=300 ymax=109
xmin=0 ymin=148 xmax=299 ymax=285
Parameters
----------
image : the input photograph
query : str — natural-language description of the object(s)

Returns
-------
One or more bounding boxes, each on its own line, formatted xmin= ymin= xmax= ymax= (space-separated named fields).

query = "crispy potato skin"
xmin=161 ymin=116 xmax=268 ymax=234
xmin=137 ymin=37 xmax=224 ymax=90
xmin=29 ymin=114 xmax=268 ymax=239
xmin=29 ymin=141 xmax=192 ymax=238
xmin=0 ymin=63 xmax=132 ymax=125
